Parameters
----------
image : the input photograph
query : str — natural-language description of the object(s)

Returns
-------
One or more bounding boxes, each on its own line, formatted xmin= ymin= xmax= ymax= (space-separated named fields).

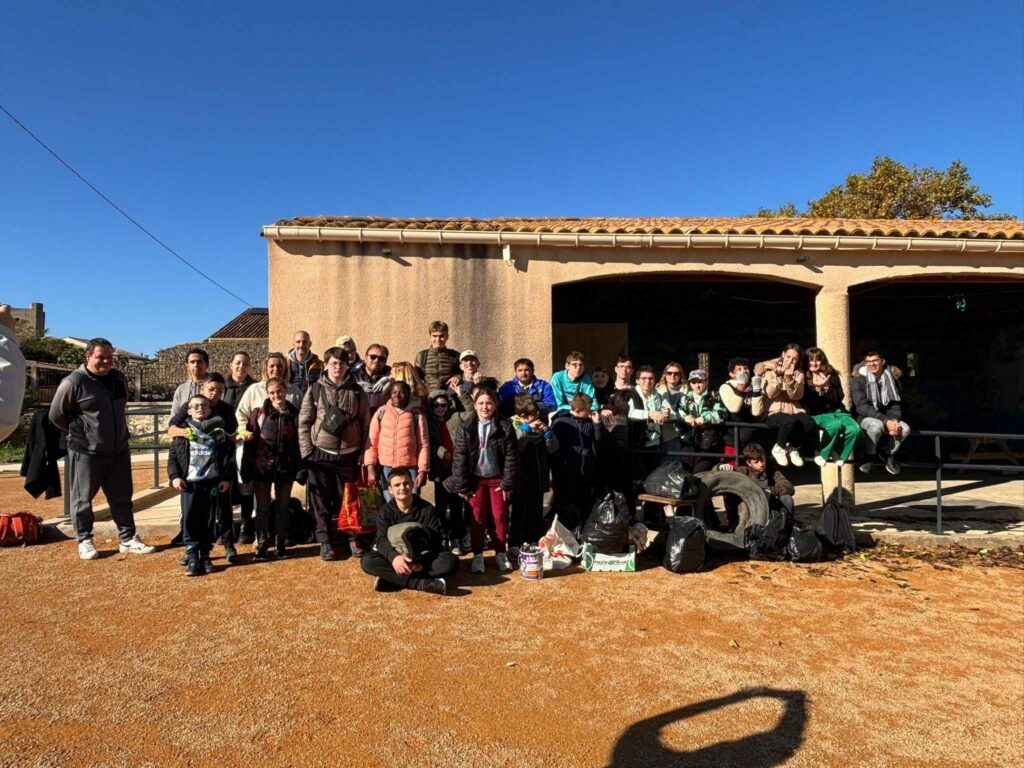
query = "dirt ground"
xmin=0 ymin=537 xmax=1021 ymax=768
xmin=1 ymin=466 xmax=160 ymax=518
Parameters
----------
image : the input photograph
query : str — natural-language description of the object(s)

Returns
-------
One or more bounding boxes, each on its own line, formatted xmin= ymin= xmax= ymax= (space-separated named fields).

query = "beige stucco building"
xmin=263 ymin=216 xmax=1024 ymax=500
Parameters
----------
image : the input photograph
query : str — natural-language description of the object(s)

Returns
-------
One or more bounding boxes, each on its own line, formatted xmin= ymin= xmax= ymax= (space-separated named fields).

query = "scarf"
xmin=860 ymin=367 xmax=899 ymax=408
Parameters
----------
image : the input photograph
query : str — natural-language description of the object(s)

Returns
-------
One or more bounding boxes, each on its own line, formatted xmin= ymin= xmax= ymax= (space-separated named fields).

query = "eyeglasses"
xmin=368 ymin=354 xmax=387 ymax=361
xmin=432 ymin=403 xmax=449 ymax=410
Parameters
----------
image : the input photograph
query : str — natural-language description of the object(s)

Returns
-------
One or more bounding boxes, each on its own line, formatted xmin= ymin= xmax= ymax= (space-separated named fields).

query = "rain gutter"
xmin=261 ymin=225 xmax=1024 ymax=254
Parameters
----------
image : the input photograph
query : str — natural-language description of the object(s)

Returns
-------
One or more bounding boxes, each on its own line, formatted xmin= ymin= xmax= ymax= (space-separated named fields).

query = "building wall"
xmin=267 ymin=237 xmax=1022 ymax=380
xmin=11 ymin=302 xmax=45 ymax=336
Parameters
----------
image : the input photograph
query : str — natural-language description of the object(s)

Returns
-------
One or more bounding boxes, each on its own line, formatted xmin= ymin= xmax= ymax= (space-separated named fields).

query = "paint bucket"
xmin=518 ymin=545 xmax=543 ymax=580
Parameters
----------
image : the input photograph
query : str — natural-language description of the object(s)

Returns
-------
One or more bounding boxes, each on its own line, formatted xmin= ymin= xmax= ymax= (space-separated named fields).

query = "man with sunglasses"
xmin=352 ymin=343 xmax=393 ymax=414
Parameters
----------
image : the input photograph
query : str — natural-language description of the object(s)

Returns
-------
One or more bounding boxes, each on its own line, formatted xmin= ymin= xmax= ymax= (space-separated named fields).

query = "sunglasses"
xmin=368 ymin=354 xmax=387 ymax=361
xmin=432 ymin=402 xmax=449 ymax=409
xmin=665 ymin=371 xmax=682 ymax=376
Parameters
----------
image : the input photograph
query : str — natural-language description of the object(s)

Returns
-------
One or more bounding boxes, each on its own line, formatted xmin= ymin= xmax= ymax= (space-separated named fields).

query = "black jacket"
xmin=443 ymin=414 xmax=518 ymax=494
xmin=21 ymin=408 xmax=66 ymax=499
xmin=223 ymin=376 xmax=255 ymax=409
xmin=167 ymin=417 xmax=237 ymax=485
xmin=373 ymin=497 xmax=444 ymax=565
xmin=850 ymin=363 xmax=904 ymax=422
xmin=802 ymin=369 xmax=847 ymax=416
xmin=240 ymin=400 xmax=302 ymax=483
xmin=552 ymin=414 xmax=603 ymax=479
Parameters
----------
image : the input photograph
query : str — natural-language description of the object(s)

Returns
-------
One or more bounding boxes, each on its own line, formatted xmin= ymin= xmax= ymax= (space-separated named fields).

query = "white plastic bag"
xmin=537 ymin=515 xmax=580 ymax=570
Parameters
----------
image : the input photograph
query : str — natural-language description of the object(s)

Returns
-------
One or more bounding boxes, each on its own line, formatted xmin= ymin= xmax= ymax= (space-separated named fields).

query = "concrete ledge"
xmin=92 ymin=485 xmax=178 ymax=519
xmin=858 ymin=527 xmax=1024 ymax=550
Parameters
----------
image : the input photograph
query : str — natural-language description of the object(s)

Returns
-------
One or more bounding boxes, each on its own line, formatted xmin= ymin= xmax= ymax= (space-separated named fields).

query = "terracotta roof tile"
xmin=208 ymin=308 xmax=268 ymax=340
xmin=272 ymin=216 xmax=1023 ymax=240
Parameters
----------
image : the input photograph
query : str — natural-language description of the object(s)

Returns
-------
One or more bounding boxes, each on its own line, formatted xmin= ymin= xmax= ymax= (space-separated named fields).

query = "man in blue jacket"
xmin=498 ymin=358 xmax=556 ymax=419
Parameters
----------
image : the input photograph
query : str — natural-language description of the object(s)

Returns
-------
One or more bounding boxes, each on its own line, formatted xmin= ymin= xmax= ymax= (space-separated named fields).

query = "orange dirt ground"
xmin=0 ymin=534 xmax=1021 ymax=768
xmin=0 ymin=466 xmax=160 ymax=518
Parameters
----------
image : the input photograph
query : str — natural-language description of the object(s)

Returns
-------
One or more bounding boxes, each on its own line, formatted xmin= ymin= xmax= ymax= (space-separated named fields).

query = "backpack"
xmin=0 ymin=512 xmax=42 ymax=546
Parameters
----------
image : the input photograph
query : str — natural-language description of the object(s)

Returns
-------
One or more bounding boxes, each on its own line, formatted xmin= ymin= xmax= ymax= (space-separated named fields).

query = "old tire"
xmin=694 ymin=471 xmax=770 ymax=554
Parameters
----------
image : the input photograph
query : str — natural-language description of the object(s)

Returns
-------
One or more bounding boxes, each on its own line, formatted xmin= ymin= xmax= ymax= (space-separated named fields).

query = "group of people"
xmin=43 ymin=319 xmax=912 ymax=595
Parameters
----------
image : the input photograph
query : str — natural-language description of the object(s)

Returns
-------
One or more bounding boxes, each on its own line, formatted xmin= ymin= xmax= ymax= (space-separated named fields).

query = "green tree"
xmin=15 ymin=320 xmax=84 ymax=365
xmin=756 ymin=156 xmax=1016 ymax=220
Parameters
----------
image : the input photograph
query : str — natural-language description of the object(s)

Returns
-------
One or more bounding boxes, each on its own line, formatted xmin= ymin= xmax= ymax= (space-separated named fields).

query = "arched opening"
xmin=551 ymin=274 xmax=818 ymax=376
xmin=850 ymin=277 xmax=1024 ymax=434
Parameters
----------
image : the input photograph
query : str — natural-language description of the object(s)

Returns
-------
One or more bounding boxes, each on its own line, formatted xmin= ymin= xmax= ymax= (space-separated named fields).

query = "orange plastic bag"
xmin=338 ymin=481 xmax=383 ymax=534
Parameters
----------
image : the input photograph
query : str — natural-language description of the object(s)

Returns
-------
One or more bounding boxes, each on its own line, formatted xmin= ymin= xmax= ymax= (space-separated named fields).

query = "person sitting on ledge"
xmin=851 ymin=350 xmax=911 ymax=476
xmin=360 ymin=468 xmax=457 ymax=595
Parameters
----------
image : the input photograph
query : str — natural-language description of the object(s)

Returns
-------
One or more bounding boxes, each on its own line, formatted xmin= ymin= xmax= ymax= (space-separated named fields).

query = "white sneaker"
xmin=814 ymin=455 xmax=828 ymax=468
xmin=788 ymin=449 xmax=804 ymax=467
xmin=119 ymin=535 xmax=156 ymax=555
xmin=471 ymin=554 xmax=485 ymax=573
xmin=495 ymin=553 xmax=513 ymax=573
xmin=771 ymin=444 xmax=789 ymax=467
xmin=78 ymin=539 xmax=99 ymax=560
xmin=858 ymin=461 xmax=873 ymax=474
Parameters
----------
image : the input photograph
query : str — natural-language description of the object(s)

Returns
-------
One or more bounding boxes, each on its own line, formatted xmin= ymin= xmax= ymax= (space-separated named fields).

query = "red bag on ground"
xmin=338 ymin=481 xmax=383 ymax=535
xmin=0 ymin=512 xmax=42 ymax=546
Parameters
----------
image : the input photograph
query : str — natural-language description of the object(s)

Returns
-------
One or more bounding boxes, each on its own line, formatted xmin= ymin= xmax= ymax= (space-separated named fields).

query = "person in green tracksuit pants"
xmin=802 ymin=347 xmax=862 ymax=466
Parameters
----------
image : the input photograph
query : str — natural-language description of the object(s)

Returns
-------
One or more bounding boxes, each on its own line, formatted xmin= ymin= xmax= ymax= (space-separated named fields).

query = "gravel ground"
xmin=0 ymin=538 xmax=1021 ymax=768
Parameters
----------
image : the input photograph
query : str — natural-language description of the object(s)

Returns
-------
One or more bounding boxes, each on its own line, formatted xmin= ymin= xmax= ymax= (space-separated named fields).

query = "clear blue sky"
xmin=3 ymin=0 xmax=1022 ymax=356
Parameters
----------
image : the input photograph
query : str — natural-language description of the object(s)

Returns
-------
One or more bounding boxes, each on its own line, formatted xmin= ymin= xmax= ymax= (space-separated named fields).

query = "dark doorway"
xmin=851 ymin=279 xmax=1024 ymax=433
xmin=552 ymin=276 xmax=817 ymax=378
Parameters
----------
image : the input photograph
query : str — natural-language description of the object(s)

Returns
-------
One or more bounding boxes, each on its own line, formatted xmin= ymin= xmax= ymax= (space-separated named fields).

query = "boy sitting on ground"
xmin=168 ymin=395 xmax=236 ymax=576
xmin=360 ymin=468 xmax=457 ymax=594
xmin=727 ymin=442 xmax=796 ymax=520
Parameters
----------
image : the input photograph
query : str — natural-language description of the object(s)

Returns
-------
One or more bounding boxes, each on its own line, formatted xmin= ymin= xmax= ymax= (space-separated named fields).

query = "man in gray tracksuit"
xmin=48 ymin=338 xmax=155 ymax=560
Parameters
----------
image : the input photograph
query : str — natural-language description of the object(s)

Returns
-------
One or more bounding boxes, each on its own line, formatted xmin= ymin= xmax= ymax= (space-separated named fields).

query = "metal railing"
xmin=628 ymin=420 xmax=1024 ymax=535
xmin=62 ymin=405 xmax=171 ymax=519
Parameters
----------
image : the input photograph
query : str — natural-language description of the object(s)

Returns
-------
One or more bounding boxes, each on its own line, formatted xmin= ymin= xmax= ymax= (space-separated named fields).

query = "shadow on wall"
xmin=606 ymin=687 xmax=807 ymax=768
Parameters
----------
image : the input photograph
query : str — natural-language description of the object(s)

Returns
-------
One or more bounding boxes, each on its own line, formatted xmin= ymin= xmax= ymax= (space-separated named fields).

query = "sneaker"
xmin=274 ymin=545 xmax=289 ymax=560
xmin=178 ymin=553 xmax=189 ymax=566
xmin=788 ymin=449 xmax=804 ymax=467
xmin=495 ymin=553 xmax=513 ymax=573
xmin=417 ymin=578 xmax=447 ymax=595
xmin=348 ymin=540 xmax=364 ymax=557
xmin=814 ymin=455 xmax=828 ymax=468
xmin=320 ymin=542 xmax=336 ymax=561
xmin=186 ymin=556 xmax=202 ymax=577
xmin=237 ymin=530 xmax=255 ymax=545
xmin=223 ymin=542 xmax=239 ymax=564
xmin=78 ymin=539 xmax=99 ymax=560
xmin=471 ymin=554 xmax=485 ymax=573
xmin=835 ymin=459 xmax=845 ymax=468
xmin=253 ymin=541 xmax=269 ymax=562
xmin=771 ymin=444 xmax=789 ymax=467
xmin=858 ymin=461 xmax=874 ymax=474
xmin=119 ymin=535 xmax=156 ymax=555
xmin=202 ymin=558 xmax=215 ymax=575
xmin=885 ymin=456 xmax=901 ymax=476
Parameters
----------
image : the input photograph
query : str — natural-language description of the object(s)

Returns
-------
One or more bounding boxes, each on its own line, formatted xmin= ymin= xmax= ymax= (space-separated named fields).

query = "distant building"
xmin=61 ymin=337 xmax=149 ymax=361
xmin=11 ymin=302 xmax=44 ymax=336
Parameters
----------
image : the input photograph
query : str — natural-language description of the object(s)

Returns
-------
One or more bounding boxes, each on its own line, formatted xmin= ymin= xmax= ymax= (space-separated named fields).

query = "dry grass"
xmin=0 ymin=537 xmax=1021 ymax=767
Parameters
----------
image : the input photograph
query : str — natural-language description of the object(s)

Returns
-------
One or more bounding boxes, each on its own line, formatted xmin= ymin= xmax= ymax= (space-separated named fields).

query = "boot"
xmin=237 ymin=496 xmax=255 ymax=544
xmin=185 ymin=546 xmax=202 ymax=577
xmin=274 ymin=537 xmax=289 ymax=560
xmin=253 ymin=538 xmax=269 ymax=562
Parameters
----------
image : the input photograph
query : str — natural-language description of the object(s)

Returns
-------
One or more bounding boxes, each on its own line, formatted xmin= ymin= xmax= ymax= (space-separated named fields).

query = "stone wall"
xmin=11 ymin=302 xmax=45 ymax=336
xmin=135 ymin=339 xmax=269 ymax=399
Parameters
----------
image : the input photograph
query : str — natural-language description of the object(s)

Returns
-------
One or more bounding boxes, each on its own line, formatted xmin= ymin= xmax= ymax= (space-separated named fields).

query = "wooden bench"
xmin=638 ymin=493 xmax=699 ymax=519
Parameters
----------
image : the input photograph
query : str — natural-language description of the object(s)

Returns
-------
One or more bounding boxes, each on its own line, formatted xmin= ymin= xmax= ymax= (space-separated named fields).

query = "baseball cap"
xmin=687 ymin=369 xmax=708 ymax=382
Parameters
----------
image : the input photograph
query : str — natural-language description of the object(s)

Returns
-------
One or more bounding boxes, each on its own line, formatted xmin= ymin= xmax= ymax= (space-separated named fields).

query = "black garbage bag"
xmin=745 ymin=506 xmax=789 ymax=561
xmin=787 ymin=525 xmax=822 ymax=562
xmin=579 ymin=492 xmax=631 ymax=554
xmin=663 ymin=516 xmax=706 ymax=573
xmin=643 ymin=461 xmax=702 ymax=500
xmin=815 ymin=500 xmax=857 ymax=555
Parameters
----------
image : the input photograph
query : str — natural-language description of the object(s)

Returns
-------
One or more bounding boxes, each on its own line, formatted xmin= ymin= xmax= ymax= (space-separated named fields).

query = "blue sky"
xmin=3 ymin=0 xmax=1022 ymax=355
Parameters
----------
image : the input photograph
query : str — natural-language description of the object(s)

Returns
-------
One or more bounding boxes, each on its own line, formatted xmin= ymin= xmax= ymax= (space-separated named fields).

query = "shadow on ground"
xmin=606 ymin=687 xmax=807 ymax=768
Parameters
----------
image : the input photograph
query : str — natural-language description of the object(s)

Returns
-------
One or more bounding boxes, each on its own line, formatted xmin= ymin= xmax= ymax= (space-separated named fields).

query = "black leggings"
xmin=765 ymin=413 xmax=818 ymax=452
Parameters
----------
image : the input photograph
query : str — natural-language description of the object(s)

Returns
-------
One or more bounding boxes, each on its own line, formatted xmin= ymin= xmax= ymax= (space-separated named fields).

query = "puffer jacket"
xmin=415 ymin=347 xmax=461 ymax=391
xmin=298 ymin=375 xmax=369 ymax=457
xmin=364 ymin=401 xmax=429 ymax=473
xmin=443 ymin=413 xmax=518 ymax=494
xmin=756 ymin=358 xmax=806 ymax=416
xmin=48 ymin=366 xmax=130 ymax=456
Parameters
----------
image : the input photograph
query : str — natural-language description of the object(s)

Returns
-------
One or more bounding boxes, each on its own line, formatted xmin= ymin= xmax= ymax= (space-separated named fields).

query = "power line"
xmin=0 ymin=103 xmax=254 ymax=307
